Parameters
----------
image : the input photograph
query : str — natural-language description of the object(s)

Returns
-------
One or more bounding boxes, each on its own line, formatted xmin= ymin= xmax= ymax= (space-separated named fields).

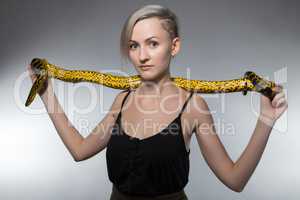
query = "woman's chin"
xmin=139 ymin=73 xmax=156 ymax=82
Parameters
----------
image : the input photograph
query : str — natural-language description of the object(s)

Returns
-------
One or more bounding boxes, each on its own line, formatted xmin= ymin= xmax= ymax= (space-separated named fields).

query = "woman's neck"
xmin=137 ymin=73 xmax=177 ymax=97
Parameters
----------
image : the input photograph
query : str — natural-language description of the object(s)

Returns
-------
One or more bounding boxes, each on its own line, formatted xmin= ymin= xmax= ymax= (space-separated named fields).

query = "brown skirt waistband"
xmin=110 ymin=185 xmax=188 ymax=200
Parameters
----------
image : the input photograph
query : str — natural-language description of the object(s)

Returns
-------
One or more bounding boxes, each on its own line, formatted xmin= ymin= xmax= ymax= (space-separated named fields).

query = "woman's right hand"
xmin=26 ymin=63 xmax=53 ymax=97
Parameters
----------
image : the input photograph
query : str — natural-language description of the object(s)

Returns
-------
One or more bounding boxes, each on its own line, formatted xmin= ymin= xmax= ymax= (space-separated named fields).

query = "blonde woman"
xmin=27 ymin=4 xmax=287 ymax=200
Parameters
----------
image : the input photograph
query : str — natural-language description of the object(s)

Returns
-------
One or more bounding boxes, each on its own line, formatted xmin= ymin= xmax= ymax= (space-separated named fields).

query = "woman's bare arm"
xmin=192 ymin=95 xmax=276 ymax=192
xmin=27 ymin=64 xmax=126 ymax=162
xmin=72 ymin=91 xmax=127 ymax=161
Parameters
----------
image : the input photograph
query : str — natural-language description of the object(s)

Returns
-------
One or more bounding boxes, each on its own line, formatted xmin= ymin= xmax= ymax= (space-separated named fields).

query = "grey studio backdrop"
xmin=0 ymin=0 xmax=299 ymax=199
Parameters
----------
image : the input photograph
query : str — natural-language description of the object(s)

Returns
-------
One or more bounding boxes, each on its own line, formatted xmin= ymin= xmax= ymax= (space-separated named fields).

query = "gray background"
xmin=1 ymin=0 xmax=299 ymax=199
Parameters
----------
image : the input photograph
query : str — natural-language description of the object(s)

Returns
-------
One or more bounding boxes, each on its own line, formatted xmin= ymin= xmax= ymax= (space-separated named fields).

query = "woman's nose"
xmin=139 ymin=47 xmax=150 ymax=62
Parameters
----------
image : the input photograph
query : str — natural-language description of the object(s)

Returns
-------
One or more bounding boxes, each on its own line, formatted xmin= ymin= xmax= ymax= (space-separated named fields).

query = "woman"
xmin=27 ymin=4 xmax=288 ymax=200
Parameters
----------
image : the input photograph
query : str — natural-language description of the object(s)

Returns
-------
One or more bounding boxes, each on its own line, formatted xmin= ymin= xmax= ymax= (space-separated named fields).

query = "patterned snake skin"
xmin=25 ymin=58 xmax=277 ymax=106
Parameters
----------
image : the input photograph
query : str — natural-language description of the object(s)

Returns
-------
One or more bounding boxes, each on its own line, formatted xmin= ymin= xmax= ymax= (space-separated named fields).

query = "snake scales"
xmin=25 ymin=58 xmax=277 ymax=107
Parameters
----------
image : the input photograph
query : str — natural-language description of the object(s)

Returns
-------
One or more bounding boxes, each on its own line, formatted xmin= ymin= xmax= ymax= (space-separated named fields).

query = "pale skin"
xmin=27 ymin=17 xmax=288 ymax=193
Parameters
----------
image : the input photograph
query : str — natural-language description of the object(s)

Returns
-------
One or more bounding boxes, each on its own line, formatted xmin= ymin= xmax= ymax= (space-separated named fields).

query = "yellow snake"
xmin=25 ymin=58 xmax=278 ymax=107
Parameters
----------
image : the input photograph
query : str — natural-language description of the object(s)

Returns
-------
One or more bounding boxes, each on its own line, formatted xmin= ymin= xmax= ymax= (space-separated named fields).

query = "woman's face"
xmin=128 ymin=17 xmax=180 ymax=81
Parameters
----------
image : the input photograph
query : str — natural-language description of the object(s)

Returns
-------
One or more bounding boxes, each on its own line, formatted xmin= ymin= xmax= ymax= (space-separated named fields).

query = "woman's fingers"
xmin=272 ymin=84 xmax=283 ymax=93
xmin=271 ymin=91 xmax=286 ymax=108
xmin=270 ymin=84 xmax=284 ymax=106
xmin=275 ymin=97 xmax=286 ymax=108
xmin=272 ymin=91 xmax=285 ymax=101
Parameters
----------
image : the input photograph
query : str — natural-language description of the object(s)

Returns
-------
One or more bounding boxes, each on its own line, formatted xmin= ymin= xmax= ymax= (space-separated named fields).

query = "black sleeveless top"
xmin=106 ymin=90 xmax=194 ymax=197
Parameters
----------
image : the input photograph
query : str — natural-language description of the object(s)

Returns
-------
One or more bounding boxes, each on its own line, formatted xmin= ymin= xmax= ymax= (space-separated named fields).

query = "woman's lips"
xmin=140 ymin=65 xmax=154 ymax=71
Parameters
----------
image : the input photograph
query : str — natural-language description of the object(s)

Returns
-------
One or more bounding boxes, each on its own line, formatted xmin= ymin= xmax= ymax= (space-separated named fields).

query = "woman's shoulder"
xmin=191 ymin=93 xmax=207 ymax=106
xmin=178 ymin=87 xmax=208 ymax=107
xmin=114 ymin=89 xmax=131 ymax=104
xmin=108 ymin=90 xmax=131 ymax=117
xmin=174 ymin=88 xmax=209 ymax=116
xmin=189 ymin=93 xmax=211 ymax=122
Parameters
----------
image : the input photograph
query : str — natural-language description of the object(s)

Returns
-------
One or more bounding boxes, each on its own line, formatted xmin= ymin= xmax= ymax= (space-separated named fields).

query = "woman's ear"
xmin=171 ymin=37 xmax=181 ymax=57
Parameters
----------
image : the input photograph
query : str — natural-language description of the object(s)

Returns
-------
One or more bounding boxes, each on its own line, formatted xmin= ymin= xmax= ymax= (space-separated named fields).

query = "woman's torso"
xmin=106 ymin=88 xmax=195 ymax=198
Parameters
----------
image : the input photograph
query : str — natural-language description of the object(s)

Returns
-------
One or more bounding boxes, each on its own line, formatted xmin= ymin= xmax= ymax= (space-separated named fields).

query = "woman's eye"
xmin=149 ymin=41 xmax=158 ymax=47
xmin=129 ymin=43 xmax=138 ymax=50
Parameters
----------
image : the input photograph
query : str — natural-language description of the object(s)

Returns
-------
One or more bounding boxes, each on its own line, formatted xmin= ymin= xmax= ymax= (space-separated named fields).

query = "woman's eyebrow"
xmin=129 ymin=36 xmax=158 ymax=43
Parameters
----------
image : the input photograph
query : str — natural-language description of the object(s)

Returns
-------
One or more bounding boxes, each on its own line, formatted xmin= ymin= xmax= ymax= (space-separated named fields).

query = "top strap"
xmin=120 ymin=89 xmax=131 ymax=110
xmin=179 ymin=91 xmax=194 ymax=115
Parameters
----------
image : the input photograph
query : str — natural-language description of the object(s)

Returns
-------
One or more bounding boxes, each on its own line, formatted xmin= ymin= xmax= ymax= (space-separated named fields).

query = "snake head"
xmin=25 ymin=58 xmax=49 ymax=107
xmin=243 ymin=71 xmax=278 ymax=101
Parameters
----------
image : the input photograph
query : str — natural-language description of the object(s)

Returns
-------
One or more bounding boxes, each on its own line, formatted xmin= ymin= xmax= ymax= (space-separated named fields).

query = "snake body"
xmin=25 ymin=58 xmax=277 ymax=107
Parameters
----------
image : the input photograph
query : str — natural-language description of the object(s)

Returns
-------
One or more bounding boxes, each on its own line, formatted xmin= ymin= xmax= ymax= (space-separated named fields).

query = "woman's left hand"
xmin=259 ymin=84 xmax=288 ymax=125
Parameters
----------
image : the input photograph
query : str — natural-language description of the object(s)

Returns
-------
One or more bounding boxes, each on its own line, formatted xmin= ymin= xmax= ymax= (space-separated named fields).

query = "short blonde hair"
xmin=120 ymin=4 xmax=180 ymax=62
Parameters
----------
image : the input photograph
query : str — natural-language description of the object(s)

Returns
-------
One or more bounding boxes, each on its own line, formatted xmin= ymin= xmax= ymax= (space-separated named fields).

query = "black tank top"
xmin=106 ymin=89 xmax=194 ymax=197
